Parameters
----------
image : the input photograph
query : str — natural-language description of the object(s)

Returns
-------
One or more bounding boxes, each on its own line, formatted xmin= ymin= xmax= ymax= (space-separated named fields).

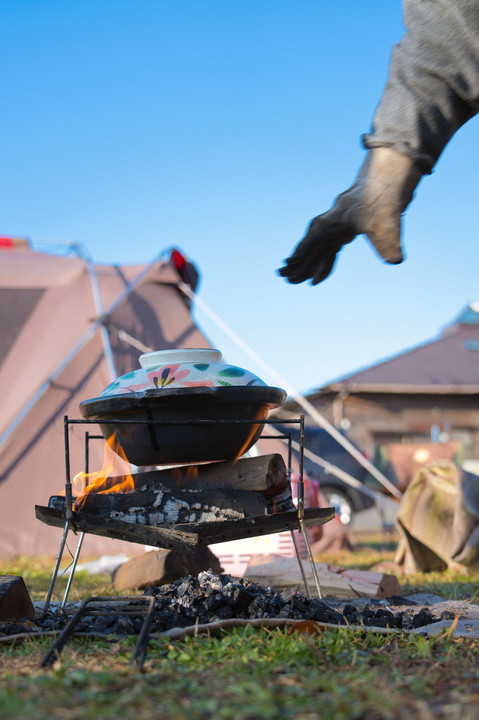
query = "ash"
xmin=5 ymin=570 xmax=447 ymax=638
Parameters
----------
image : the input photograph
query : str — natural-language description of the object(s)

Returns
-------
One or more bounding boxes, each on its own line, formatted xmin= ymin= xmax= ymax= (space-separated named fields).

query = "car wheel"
xmin=321 ymin=487 xmax=355 ymax=526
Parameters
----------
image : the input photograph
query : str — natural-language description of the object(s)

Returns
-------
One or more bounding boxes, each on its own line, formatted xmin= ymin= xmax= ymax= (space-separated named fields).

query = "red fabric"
xmin=0 ymin=237 xmax=29 ymax=249
xmin=171 ymin=249 xmax=187 ymax=271
xmin=0 ymin=237 xmax=16 ymax=248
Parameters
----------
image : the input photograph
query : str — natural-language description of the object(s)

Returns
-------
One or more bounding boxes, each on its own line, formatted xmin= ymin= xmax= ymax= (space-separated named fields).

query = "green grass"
xmin=1 ymin=539 xmax=479 ymax=719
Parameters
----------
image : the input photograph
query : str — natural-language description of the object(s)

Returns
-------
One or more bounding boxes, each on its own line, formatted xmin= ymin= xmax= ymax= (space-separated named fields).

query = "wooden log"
xmin=50 ymin=486 xmax=276 ymax=525
xmin=115 ymin=453 xmax=288 ymax=495
xmin=331 ymin=568 xmax=402 ymax=599
xmin=0 ymin=576 xmax=35 ymax=621
xmin=35 ymin=506 xmax=201 ymax=551
xmin=49 ymin=453 xmax=294 ymax=525
xmin=245 ymin=555 xmax=402 ymax=599
xmin=112 ymin=547 xmax=223 ymax=591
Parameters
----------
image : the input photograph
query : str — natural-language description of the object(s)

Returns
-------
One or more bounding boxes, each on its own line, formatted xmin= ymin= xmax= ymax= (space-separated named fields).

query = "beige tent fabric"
xmin=395 ymin=460 xmax=479 ymax=574
xmin=0 ymin=248 xmax=211 ymax=558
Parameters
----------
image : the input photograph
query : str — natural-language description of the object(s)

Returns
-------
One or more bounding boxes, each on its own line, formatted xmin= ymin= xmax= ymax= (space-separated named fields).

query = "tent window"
xmin=0 ymin=288 xmax=45 ymax=364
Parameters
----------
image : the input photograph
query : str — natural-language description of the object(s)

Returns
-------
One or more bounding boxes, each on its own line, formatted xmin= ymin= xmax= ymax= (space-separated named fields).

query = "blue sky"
xmin=2 ymin=1 xmax=478 ymax=394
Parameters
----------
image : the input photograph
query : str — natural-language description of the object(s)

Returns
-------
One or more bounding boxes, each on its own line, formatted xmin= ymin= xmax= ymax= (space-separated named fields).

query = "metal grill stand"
xmin=39 ymin=415 xmax=335 ymax=615
xmin=41 ymin=595 xmax=157 ymax=668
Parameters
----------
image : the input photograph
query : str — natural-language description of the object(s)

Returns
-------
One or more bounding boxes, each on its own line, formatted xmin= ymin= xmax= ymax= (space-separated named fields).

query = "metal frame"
xmin=41 ymin=595 xmax=157 ymax=668
xmin=43 ymin=413 xmax=325 ymax=615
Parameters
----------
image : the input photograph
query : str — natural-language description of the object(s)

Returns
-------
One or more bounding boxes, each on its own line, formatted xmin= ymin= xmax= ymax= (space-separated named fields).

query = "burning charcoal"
xmin=198 ymin=570 xmax=224 ymax=592
xmin=277 ymin=603 xmax=293 ymax=619
xmin=77 ymin=614 xmax=118 ymax=634
xmin=343 ymin=604 xmax=358 ymax=618
xmin=373 ymin=608 xmax=394 ymax=620
xmin=41 ymin=615 xmax=65 ymax=632
xmin=143 ymin=586 xmax=163 ymax=597
xmin=369 ymin=609 xmax=396 ymax=628
xmin=390 ymin=614 xmax=403 ymax=629
xmin=342 ymin=609 xmax=360 ymax=624
xmin=174 ymin=598 xmax=199 ymax=621
xmin=115 ymin=616 xmax=139 ymax=635
xmin=360 ymin=607 xmax=376 ymax=622
xmin=277 ymin=588 xmax=295 ymax=606
xmin=210 ymin=605 xmax=234 ymax=621
xmin=290 ymin=593 xmax=309 ymax=615
xmin=204 ymin=593 xmax=223 ymax=612
xmin=176 ymin=578 xmax=193 ymax=597
xmin=5 ymin=621 xmax=36 ymax=635
xmin=222 ymin=582 xmax=256 ymax=609
xmin=248 ymin=594 xmax=271 ymax=619
xmin=153 ymin=608 xmax=184 ymax=632
xmin=411 ymin=608 xmax=436 ymax=628
xmin=264 ymin=595 xmax=283 ymax=616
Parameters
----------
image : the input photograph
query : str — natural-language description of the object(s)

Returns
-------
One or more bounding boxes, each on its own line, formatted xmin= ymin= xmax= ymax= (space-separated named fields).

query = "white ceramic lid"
xmin=139 ymin=348 xmax=222 ymax=369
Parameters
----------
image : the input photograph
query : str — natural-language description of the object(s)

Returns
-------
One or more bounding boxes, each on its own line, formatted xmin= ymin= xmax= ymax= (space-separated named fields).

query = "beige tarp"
xmin=395 ymin=460 xmax=479 ymax=573
xmin=0 ymin=246 xmax=211 ymax=558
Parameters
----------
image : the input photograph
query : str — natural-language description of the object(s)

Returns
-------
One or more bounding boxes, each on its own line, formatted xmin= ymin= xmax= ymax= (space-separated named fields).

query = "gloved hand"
xmin=279 ymin=148 xmax=422 ymax=285
xmin=278 ymin=214 xmax=356 ymax=285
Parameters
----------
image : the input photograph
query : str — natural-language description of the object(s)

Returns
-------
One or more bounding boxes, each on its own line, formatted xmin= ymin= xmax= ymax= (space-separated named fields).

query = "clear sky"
xmin=2 ymin=1 xmax=478 ymax=395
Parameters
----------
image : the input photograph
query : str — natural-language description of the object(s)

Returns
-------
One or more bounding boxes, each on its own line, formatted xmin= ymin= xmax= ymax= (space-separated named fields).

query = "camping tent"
xmin=0 ymin=241 xmax=211 ymax=558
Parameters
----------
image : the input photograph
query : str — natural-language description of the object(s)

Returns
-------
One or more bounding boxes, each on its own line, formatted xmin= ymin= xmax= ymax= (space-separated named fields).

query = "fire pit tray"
xmin=35 ymin=505 xmax=335 ymax=552
xmin=79 ymin=386 xmax=287 ymax=465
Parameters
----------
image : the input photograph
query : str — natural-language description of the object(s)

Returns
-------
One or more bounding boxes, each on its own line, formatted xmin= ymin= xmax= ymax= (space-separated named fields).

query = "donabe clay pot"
xmin=80 ymin=385 xmax=286 ymax=466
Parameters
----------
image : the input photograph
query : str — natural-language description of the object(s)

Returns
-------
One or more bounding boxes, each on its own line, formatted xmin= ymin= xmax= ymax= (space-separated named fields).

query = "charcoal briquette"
xmin=411 ymin=608 xmax=436 ymax=628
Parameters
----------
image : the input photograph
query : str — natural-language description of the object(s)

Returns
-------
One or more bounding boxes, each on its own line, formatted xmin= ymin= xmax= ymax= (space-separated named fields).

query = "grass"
xmin=1 ymin=536 xmax=479 ymax=719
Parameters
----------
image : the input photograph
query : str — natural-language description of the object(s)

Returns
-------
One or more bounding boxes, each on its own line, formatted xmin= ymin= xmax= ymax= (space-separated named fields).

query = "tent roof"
xmin=0 ymin=245 xmax=212 ymax=558
xmin=315 ymin=303 xmax=479 ymax=396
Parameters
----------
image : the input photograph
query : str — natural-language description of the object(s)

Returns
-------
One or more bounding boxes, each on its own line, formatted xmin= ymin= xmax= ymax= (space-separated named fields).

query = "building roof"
xmin=315 ymin=303 xmax=479 ymax=396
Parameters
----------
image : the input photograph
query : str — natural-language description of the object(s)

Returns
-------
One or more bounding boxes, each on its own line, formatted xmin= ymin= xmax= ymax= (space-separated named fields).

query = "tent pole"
xmin=178 ymin=281 xmax=402 ymax=500
xmin=74 ymin=245 xmax=118 ymax=382
xmin=0 ymin=253 xmax=164 ymax=451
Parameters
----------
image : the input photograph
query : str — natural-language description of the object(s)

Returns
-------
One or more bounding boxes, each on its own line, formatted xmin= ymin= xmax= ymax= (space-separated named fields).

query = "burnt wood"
xmin=35 ymin=505 xmax=335 ymax=551
xmin=35 ymin=506 xmax=200 ymax=552
xmin=51 ymin=454 xmax=294 ymax=525
xmin=105 ymin=453 xmax=288 ymax=494
xmin=50 ymin=486 xmax=274 ymax=525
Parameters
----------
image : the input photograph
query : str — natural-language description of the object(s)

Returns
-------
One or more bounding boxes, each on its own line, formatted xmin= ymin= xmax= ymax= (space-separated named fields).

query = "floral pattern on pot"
xmin=99 ymin=359 xmax=266 ymax=397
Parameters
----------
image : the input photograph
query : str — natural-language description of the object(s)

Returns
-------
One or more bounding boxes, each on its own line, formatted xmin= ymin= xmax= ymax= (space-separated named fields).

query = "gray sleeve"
xmin=363 ymin=0 xmax=479 ymax=172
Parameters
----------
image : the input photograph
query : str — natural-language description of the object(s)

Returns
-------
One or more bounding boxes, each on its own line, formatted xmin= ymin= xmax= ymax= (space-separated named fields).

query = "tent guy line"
xmin=178 ymin=281 xmax=402 ymax=500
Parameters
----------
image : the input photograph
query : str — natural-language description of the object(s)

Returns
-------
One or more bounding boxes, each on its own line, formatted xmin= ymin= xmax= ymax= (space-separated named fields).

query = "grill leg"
xmin=61 ymin=531 xmax=85 ymax=608
xmin=43 ymin=520 xmax=71 ymax=615
xmin=299 ymin=518 xmax=324 ymax=600
xmin=290 ymin=530 xmax=311 ymax=599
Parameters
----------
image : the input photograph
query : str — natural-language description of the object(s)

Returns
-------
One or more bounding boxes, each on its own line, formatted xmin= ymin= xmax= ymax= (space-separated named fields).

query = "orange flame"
xmin=73 ymin=432 xmax=134 ymax=510
xmin=170 ymin=463 xmax=199 ymax=488
xmin=232 ymin=408 xmax=265 ymax=461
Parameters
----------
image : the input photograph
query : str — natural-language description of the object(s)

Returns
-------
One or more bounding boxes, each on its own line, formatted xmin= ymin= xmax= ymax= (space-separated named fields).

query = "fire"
xmin=233 ymin=408 xmax=265 ymax=461
xmin=171 ymin=463 xmax=199 ymax=487
xmin=73 ymin=432 xmax=134 ymax=510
